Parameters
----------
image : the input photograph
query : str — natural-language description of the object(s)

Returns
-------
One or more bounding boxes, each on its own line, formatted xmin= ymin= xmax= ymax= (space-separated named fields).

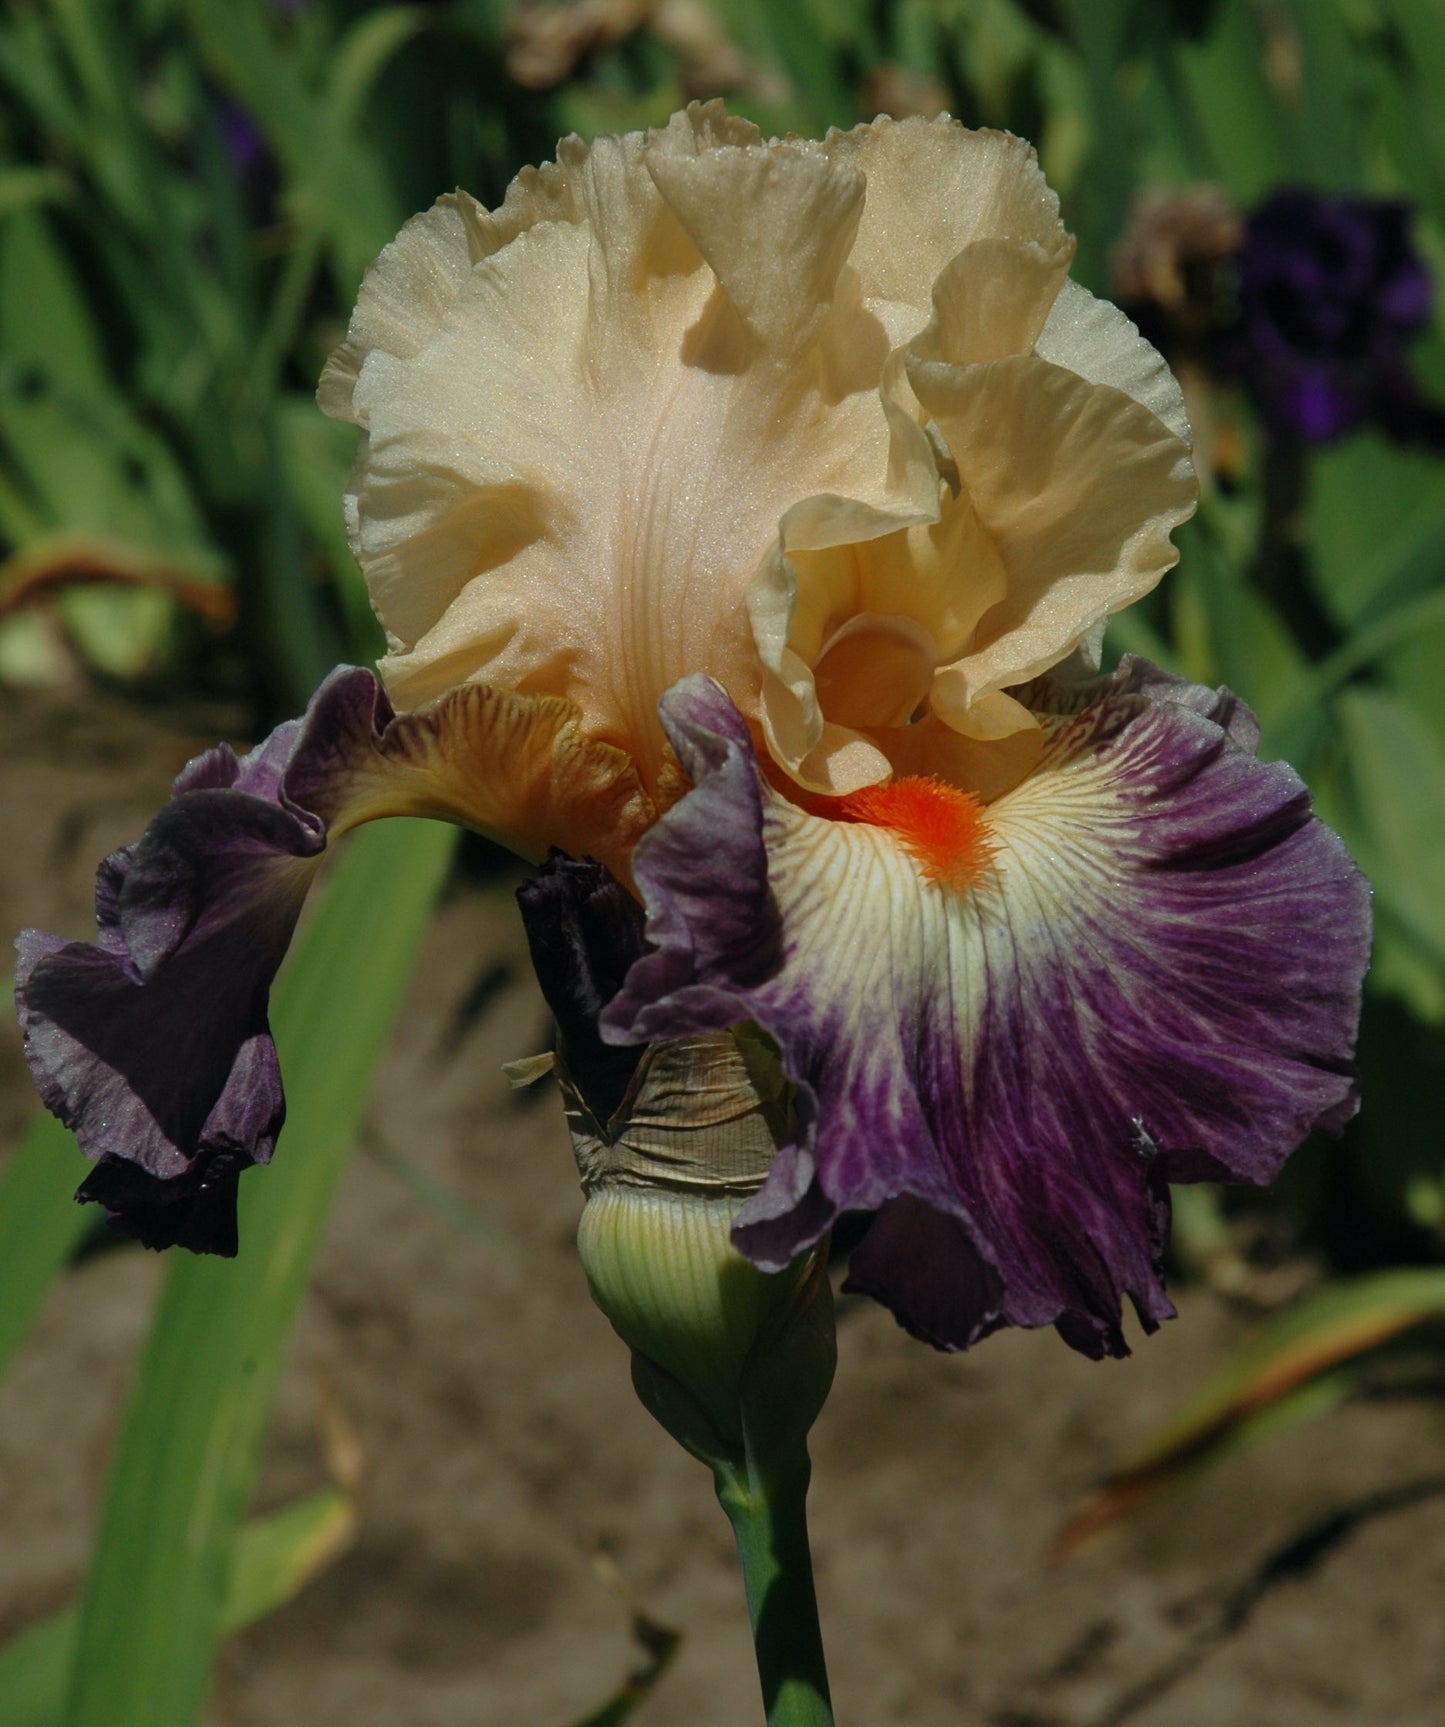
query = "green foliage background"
xmin=2 ymin=0 xmax=1445 ymax=1721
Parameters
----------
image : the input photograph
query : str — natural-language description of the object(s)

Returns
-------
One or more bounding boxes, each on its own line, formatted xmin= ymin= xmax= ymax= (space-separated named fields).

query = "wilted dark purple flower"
xmin=1236 ymin=189 xmax=1435 ymax=445
xmin=516 ymin=852 xmax=648 ymax=1125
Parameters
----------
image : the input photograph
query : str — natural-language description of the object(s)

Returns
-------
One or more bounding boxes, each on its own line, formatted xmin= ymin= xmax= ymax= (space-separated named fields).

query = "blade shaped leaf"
xmin=1057 ymin=1268 xmax=1445 ymax=1557
xmin=0 ymin=1113 xmax=97 ymax=1387
xmin=0 ymin=1486 xmax=356 ymax=1727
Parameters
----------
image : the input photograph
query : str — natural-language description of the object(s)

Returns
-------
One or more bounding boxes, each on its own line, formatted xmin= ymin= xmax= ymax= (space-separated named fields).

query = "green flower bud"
xmin=559 ymin=1030 xmax=836 ymax=1473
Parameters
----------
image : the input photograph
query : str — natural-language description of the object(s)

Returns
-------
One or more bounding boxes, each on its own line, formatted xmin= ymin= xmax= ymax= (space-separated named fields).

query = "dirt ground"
xmin=3 ymin=684 xmax=1445 ymax=1727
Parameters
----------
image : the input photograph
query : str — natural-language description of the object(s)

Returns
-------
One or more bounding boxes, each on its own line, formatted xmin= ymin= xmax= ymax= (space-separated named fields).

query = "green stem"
xmin=715 ymin=1454 xmax=835 ymax=1727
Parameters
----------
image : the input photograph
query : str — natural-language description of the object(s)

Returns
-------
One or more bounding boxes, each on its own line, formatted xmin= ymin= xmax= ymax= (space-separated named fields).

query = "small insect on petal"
xmin=837 ymin=775 xmax=997 ymax=892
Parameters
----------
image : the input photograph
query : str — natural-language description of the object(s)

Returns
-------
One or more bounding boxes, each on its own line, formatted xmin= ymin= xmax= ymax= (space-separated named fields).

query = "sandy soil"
xmin=3 ymin=685 xmax=1444 ymax=1727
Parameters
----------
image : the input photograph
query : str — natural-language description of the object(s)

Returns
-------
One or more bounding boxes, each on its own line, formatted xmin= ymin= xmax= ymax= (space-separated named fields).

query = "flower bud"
xmin=514 ymin=854 xmax=835 ymax=1471
xmin=561 ymin=1030 xmax=836 ymax=1473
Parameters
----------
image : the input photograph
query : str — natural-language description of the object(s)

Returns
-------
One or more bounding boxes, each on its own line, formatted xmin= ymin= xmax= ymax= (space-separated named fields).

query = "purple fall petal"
xmin=843 ymin=1195 xmax=1011 ymax=1353
xmin=16 ymin=656 xmax=659 ymax=1255
xmin=605 ymin=680 xmax=781 ymax=1031
xmin=14 ymin=667 xmax=385 ymax=1255
xmin=604 ymin=669 xmax=1371 ymax=1358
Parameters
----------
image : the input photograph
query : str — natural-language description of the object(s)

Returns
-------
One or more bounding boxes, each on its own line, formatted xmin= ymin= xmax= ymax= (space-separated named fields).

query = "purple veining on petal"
xmin=608 ymin=677 xmax=782 ymax=1037
xmin=605 ymin=668 xmax=1371 ymax=1359
xmin=14 ymin=666 xmax=387 ymax=1256
xmin=1049 ymin=652 xmax=1263 ymax=750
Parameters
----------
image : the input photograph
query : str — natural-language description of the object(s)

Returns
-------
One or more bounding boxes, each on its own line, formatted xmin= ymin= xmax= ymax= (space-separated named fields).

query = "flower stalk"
xmin=615 ymin=1219 xmax=838 ymax=1727
xmin=716 ymin=1448 xmax=834 ymax=1727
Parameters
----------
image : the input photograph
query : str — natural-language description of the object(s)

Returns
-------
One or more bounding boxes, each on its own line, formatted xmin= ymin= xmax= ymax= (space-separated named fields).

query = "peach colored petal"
xmin=322 ymin=103 xmax=766 ymax=432
xmin=737 ymin=122 xmax=1190 ymax=800
xmin=645 ymin=142 xmax=865 ymax=360
xmin=318 ymin=195 xmax=486 ymax=426
xmin=786 ymin=722 xmax=895 ymax=797
xmin=876 ymin=709 xmax=1044 ymax=803
xmin=909 ymin=351 xmax=1197 ymax=704
xmin=752 ymin=486 xmax=1012 ymax=793
xmin=811 ymin=612 xmax=936 ymax=730
xmin=753 ymin=327 xmax=1193 ymax=794
xmin=1036 ymin=278 xmax=1191 ymax=444
xmin=929 ymin=682 xmax=1038 ymax=742
xmin=333 ymin=106 xmax=940 ymax=796
xmin=328 ymin=682 xmax=655 ymax=884
xmin=817 ymin=118 xmax=1067 ymax=346
xmin=322 ymin=107 xmax=1195 ymax=831
xmin=911 ymin=237 xmax=1074 ymax=369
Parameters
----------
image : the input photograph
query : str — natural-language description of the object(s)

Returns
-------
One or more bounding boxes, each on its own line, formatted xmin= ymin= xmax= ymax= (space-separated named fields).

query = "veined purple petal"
xmin=604 ymin=667 xmax=1371 ymax=1358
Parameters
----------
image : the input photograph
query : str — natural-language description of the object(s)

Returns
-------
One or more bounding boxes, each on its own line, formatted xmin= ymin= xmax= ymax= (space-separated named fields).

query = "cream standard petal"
xmin=333 ymin=108 xmax=939 ymax=795
xmin=1035 ymin=278 xmax=1191 ymax=445
xmin=742 ymin=132 xmax=1188 ymax=798
xmin=320 ymin=103 xmax=761 ymax=428
xmin=318 ymin=196 xmax=485 ymax=426
xmin=752 ymin=484 xmax=1015 ymax=793
xmin=818 ymin=118 xmax=1067 ymax=346
xmin=910 ymin=352 xmax=1197 ymax=702
xmin=911 ymin=237 xmax=1074 ymax=369
xmin=646 ymin=143 xmax=865 ymax=359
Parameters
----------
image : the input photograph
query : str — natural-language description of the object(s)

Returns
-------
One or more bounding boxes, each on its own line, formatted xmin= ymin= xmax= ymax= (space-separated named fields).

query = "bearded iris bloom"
xmin=16 ymin=107 xmax=1369 ymax=1356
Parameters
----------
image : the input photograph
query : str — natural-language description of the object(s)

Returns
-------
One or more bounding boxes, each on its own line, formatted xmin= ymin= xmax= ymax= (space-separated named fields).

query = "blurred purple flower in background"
xmin=216 ymin=98 xmax=267 ymax=182
xmin=1235 ymin=189 xmax=1436 ymax=446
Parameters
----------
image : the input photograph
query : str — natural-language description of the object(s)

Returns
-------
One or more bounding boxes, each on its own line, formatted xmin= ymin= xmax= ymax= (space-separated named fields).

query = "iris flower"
xmin=1235 ymin=189 xmax=1434 ymax=447
xmin=16 ymin=107 xmax=1369 ymax=1357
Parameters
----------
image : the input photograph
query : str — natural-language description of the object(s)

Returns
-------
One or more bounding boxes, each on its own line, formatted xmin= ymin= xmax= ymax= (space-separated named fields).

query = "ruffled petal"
xmin=911 ymin=237 xmax=1074 ymax=369
xmin=15 ymin=668 xmax=652 ymax=1253
xmin=746 ymin=168 xmax=1194 ymax=800
xmin=645 ymin=140 xmax=864 ymax=360
xmin=330 ymin=104 xmax=940 ymax=792
xmin=317 ymin=194 xmax=488 ymax=427
xmin=1034 ymin=278 xmax=1192 ymax=445
xmin=908 ymin=351 xmax=1198 ymax=704
xmin=751 ymin=341 xmax=1195 ymax=790
xmin=817 ymin=118 xmax=1068 ymax=347
xmin=752 ymin=481 xmax=1016 ymax=793
xmin=604 ymin=672 xmax=1371 ymax=1358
